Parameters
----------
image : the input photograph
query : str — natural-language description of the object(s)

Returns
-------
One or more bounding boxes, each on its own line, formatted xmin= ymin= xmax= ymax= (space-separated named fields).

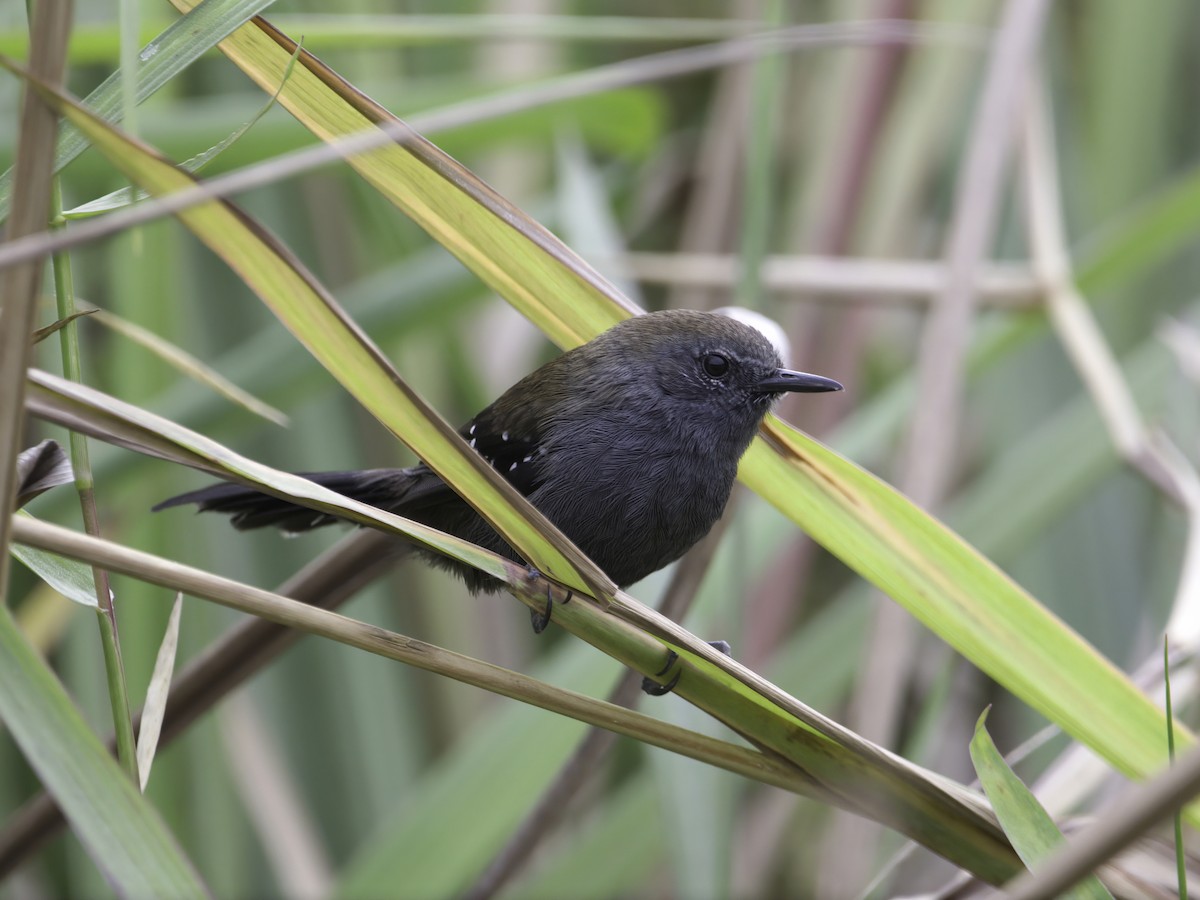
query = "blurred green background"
xmin=4 ymin=0 xmax=1200 ymax=896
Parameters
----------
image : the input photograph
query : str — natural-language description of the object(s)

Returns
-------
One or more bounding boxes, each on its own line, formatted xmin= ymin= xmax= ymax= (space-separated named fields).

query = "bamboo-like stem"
xmin=0 ymin=0 xmax=71 ymax=602
xmin=7 ymin=515 xmax=822 ymax=797
xmin=48 ymin=178 xmax=138 ymax=783
xmin=620 ymin=251 xmax=1040 ymax=305
xmin=10 ymin=513 xmax=1020 ymax=882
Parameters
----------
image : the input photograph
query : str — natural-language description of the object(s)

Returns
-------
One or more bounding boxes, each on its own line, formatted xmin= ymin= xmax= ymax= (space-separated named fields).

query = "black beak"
xmin=755 ymin=368 xmax=843 ymax=394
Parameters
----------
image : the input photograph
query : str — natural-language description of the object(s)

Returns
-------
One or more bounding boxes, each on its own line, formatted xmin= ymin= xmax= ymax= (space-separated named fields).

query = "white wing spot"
xmin=509 ymin=462 xmax=518 ymax=472
xmin=468 ymin=424 xmax=476 ymax=436
xmin=502 ymin=431 xmax=510 ymax=441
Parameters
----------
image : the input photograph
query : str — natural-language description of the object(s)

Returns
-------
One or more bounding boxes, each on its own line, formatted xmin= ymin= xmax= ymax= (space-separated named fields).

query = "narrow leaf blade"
xmin=0 ymin=605 xmax=207 ymax=895
xmin=136 ymin=593 xmax=183 ymax=791
xmin=971 ymin=711 xmax=1113 ymax=900
xmin=166 ymin=6 xmax=1194 ymax=812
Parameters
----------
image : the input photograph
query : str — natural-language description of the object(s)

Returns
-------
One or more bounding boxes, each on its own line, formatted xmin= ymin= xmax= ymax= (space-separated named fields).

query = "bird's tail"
xmin=152 ymin=469 xmax=412 ymax=533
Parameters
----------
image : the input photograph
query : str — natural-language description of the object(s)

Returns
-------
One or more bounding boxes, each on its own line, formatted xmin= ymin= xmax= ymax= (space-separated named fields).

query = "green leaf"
xmin=62 ymin=34 xmax=302 ymax=220
xmin=30 ymin=309 xmax=97 ymax=344
xmin=11 ymin=511 xmax=101 ymax=608
xmin=0 ymin=604 xmax=207 ymax=895
xmin=0 ymin=55 xmax=614 ymax=601
xmin=970 ymin=710 xmax=1113 ymax=900
xmin=746 ymin=421 xmax=1190 ymax=810
xmin=82 ymin=305 xmax=288 ymax=426
xmin=13 ymin=443 xmax=93 ymax=607
xmin=163 ymin=2 xmax=1197 ymax=821
xmin=168 ymin=0 xmax=637 ymax=350
xmin=1077 ymin=162 xmax=1200 ymax=295
xmin=26 ymin=367 xmax=510 ymax=585
xmin=0 ymin=0 xmax=277 ymax=219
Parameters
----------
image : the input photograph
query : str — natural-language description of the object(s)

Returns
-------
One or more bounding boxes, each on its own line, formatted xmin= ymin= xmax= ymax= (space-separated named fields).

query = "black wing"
xmin=459 ymin=407 xmax=547 ymax=497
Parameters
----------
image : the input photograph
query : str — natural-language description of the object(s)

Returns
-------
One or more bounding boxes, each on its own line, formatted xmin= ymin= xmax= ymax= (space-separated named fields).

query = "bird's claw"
xmin=641 ymin=650 xmax=681 ymax=696
xmin=642 ymin=669 xmax=681 ymax=696
xmin=525 ymin=566 xmax=573 ymax=634
xmin=640 ymin=640 xmax=732 ymax=696
xmin=529 ymin=592 xmax=553 ymax=634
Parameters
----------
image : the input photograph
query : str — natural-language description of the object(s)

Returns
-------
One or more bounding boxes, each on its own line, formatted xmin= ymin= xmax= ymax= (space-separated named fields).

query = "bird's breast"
xmin=531 ymin=425 xmax=740 ymax=587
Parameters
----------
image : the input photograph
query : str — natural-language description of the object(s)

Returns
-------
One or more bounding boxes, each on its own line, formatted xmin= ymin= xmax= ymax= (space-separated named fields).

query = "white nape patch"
xmin=713 ymin=306 xmax=792 ymax=366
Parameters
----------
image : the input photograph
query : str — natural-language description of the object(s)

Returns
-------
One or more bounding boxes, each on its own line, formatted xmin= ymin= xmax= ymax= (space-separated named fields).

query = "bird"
xmin=155 ymin=309 xmax=842 ymax=603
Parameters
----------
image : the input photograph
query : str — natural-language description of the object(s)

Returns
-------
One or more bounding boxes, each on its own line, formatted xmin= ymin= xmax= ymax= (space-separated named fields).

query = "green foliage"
xmin=970 ymin=710 xmax=1112 ymax=899
xmin=4 ymin=2 xmax=1200 ymax=897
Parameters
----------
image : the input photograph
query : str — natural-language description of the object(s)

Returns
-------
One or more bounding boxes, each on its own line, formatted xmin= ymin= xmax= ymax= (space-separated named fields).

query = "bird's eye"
xmin=702 ymin=353 xmax=730 ymax=378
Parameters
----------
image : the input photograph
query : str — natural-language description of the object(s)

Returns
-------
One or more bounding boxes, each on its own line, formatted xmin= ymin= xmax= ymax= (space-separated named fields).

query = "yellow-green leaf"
xmin=0 ymin=54 xmax=612 ymax=601
xmin=187 ymin=6 xmax=1194 ymax=816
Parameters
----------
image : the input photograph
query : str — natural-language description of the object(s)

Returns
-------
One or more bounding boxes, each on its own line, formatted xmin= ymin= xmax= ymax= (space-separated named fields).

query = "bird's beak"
xmin=755 ymin=368 xmax=843 ymax=394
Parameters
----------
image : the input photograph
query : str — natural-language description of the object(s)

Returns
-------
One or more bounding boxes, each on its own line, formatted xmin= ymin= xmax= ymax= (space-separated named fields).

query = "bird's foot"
xmin=527 ymin=567 xmax=553 ymax=633
xmin=530 ymin=593 xmax=552 ymax=634
xmin=641 ymin=658 xmax=681 ymax=697
xmin=525 ymin=567 xmax=573 ymax=634
xmin=641 ymin=640 xmax=732 ymax=696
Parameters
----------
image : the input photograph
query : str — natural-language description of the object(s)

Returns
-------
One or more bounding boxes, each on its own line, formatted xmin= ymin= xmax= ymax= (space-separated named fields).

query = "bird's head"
xmin=575 ymin=309 xmax=842 ymax=447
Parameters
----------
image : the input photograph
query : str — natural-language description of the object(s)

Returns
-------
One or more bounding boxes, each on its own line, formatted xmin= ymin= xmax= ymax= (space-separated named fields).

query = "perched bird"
xmin=156 ymin=310 xmax=841 ymax=598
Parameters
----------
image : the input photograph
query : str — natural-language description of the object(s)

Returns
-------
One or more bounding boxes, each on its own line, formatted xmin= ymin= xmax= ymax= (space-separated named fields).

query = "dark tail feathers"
xmin=153 ymin=469 xmax=412 ymax=533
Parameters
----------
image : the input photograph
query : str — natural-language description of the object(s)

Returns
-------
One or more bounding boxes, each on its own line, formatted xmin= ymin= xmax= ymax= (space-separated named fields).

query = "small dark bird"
xmin=156 ymin=310 xmax=841 ymax=598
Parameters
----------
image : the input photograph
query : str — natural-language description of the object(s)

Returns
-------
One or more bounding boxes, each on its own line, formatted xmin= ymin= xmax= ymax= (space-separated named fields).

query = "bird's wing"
xmin=457 ymin=407 xmax=547 ymax=497
xmin=153 ymin=411 xmax=549 ymax=531
xmin=348 ymin=403 xmax=548 ymax=520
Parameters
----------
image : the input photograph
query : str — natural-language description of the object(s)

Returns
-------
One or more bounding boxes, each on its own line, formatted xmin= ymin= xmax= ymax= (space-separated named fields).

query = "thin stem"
xmin=49 ymin=178 xmax=138 ymax=783
xmin=0 ymin=0 xmax=70 ymax=603
xmin=0 ymin=20 xmax=981 ymax=273
xmin=9 ymin=515 xmax=819 ymax=796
